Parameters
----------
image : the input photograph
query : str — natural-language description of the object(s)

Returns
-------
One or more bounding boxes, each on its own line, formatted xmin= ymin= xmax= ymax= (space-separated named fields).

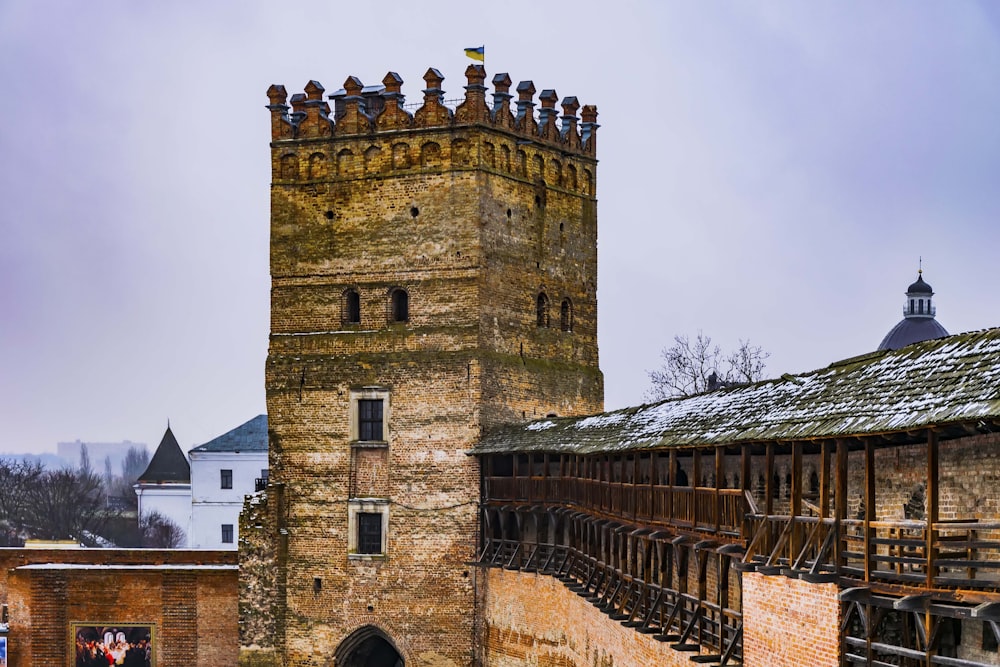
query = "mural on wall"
xmin=73 ymin=625 xmax=152 ymax=667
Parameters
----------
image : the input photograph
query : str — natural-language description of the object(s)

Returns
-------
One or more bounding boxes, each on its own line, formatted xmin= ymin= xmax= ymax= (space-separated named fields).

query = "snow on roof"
xmin=474 ymin=328 xmax=1000 ymax=455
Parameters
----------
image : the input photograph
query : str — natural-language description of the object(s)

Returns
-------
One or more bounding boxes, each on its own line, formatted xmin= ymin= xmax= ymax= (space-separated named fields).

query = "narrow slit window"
xmin=536 ymin=292 xmax=549 ymax=327
xmin=344 ymin=289 xmax=361 ymax=324
xmin=390 ymin=288 xmax=409 ymax=323
xmin=560 ymin=298 xmax=573 ymax=332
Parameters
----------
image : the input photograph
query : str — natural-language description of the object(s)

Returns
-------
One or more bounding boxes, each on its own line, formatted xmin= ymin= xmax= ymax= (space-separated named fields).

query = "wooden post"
xmin=715 ymin=446 xmax=724 ymax=534
xmin=765 ymin=442 xmax=775 ymax=516
xmin=835 ymin=439 xmax=847 ymax=571
xmin=926 ymin=430 xmax=939 ymax=588
xmin=864 ymin=439 xmax=876 ymax=582
xmin=790 ymin=441 xmax=803 ymax=564
xmin=668 ymin=449 xmax=676 ymax=523
xmin=693 ymin=449 xmax=702 ymax=527
xmin=820 ymin=441 xmax=831 ymax=520
xmin=741 ymin=444 xmax=752 ymax=540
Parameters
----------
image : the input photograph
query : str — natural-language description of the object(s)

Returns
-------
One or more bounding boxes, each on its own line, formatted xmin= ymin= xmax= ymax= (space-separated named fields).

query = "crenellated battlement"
xmin=265 ymin=65 xmax=598 ymax=157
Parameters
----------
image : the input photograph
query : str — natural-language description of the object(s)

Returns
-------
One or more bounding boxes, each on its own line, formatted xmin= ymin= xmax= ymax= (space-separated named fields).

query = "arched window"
xmin=919 ymin=299 xmax=924 ymax=314
xmin=343 ymin=288 xmax=360 ymax=325
xmin=536 ymin=292 xmax=550 ymax=327
xmin=389 ymin=288 xmax=409 ymax=323
xmin=560 ymin=298 xmax=573 ymax=332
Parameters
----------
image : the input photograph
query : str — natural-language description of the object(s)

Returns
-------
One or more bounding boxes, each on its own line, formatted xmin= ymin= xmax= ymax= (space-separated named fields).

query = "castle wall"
xmin=741 ymin=572 xmax=840 ymax=667
xmin=481 ymin=568 xmax=719 ymax=667
xmin=0 ymin=548 xmax=237 ymax=667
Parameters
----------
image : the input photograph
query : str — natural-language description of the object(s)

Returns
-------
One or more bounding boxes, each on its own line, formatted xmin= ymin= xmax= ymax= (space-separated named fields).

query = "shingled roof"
xmin=474 ymin=327 xmax=1000 ymax=455
xmin=189 ymin=415 xmax=267 ymax=454
xmin=137 ymin=426 xmax=190 ymax=483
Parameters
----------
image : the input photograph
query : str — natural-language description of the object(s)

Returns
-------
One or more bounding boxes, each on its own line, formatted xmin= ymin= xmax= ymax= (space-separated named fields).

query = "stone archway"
xmin=334 ymin=625 xmax=404 ymax=667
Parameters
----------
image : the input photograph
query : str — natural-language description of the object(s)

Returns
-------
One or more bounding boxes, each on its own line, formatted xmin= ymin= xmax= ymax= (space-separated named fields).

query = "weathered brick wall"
xmin=0 ymin=549 xmax=237 ymax=667
xmin=239 ymin=492 xmax=278 ymax=667
xmin=481 ymin=568 xmax=718 ymax=667
xmin=742 ymin=572 xmax=840 ymax=667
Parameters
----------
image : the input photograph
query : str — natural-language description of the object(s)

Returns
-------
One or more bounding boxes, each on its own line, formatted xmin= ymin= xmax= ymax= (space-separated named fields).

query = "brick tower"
xmin=246 ymin=65 xmax=602 ymax=667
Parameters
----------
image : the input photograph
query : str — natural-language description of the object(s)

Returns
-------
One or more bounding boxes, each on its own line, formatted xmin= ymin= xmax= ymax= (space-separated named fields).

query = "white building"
xmin=133 ymin=426 xmax=192 ymax=544
xmin=188 ymin=415 xmax=268 ymax=550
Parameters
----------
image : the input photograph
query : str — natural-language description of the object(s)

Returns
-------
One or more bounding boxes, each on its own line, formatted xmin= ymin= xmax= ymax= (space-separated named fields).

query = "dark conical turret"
xmin=137 ymin=425 xmax=190 ymax=483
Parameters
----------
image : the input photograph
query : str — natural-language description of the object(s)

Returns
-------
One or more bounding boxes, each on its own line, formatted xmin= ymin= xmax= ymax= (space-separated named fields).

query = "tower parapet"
xmin=265 ymin=66 xmax=598 ymax=156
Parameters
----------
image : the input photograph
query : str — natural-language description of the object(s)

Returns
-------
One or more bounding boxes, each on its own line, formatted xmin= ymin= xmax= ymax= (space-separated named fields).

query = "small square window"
xmin=348 ymin=499 xmax=388 ymax=558
xmin=357 ymin=512 xmax=382 ymax=554
xmin=220 ymin=469 xmax=233 ymax=489
xmin=359 ymin=399 xmax=384 ymax=441
xmin=221 ymin=524 xmax=234 ymax=544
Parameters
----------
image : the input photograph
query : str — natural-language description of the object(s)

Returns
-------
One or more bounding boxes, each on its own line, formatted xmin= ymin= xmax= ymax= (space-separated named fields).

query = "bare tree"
xmin=140 ymin=511 xmax=185 ymax=548
xmin=0 ymin=459 xmax=44 ymax=545
xmin=121 ymin=445 xmax=150 ymax=481
xmin=78 ymin=443 xmax=92 ymax=475
xmin=21 ymin=468 xmax=113 ymax=545
xmin=646 ymin=331 xmax=769 ymax=400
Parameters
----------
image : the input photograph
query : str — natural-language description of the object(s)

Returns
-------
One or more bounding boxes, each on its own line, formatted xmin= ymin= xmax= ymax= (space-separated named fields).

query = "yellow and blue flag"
xmin=464 ymin=46 xmax=485 ymax=62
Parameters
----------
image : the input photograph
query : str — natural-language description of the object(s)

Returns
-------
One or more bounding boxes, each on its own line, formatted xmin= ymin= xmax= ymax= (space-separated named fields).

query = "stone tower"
xmin=247 ymin=65 xmax=602 ymax=667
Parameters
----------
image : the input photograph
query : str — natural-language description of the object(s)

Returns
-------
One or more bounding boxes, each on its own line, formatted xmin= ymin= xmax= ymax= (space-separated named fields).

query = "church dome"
xmin=907 ymin=275 xmax=933 ymax=294
xmin=878 ymin=269 xmax=948 ymax=351
xmin=878 ymin=318 xmax=949 ymax=351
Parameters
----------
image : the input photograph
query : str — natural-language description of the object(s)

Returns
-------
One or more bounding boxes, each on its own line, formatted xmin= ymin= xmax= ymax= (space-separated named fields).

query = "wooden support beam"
xmin=741 ymin=444 xmax=752 ymax=540
xmin=971 ymin=601 xmax=1000 ymax=621
xmin=926 ymin=429 xmax=939 ymax=589
xmin=864 ymin=439 xmax=876 ymax=582
xmin=765 ymin=442 xmax=775 ymax=516
xmin=835 ymin=438 xmax=848 ymax=572
xmin=693 ymin=449 xmax=702 ymax=527
xmin=820 ymin=440 xmax=831 ymax=520
xmin=893 ymin=594 xmax=931 ymax=612
xmin=715 ymin=446 xmax=724 ymax=534
xmin=790 ymin=441 xmax=803 ymax=561
xmin=668 ymin=449 xmax=677 ymax=522
xmin=839 ymin=586 xmax=871 ymax=603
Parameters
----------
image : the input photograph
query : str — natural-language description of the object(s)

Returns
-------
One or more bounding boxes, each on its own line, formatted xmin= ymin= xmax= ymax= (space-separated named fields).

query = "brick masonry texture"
xmin=742 ymin=572 xmax=840 ymax=667
xmin=481 ymin=568 xmax=717 ymax=667
xmin=0 ymin=548 xmax=237 ymax=667
xmin=248 ymin=68 xmax=604 ymax=666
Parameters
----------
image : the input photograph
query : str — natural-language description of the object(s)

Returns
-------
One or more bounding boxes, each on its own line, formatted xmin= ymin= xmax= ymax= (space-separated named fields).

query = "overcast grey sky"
xmin=2 ymin=1 xmax=998 ymax=454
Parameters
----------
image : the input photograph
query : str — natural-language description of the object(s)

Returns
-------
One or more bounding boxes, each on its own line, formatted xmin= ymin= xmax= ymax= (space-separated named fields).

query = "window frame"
xmin=348 ymin=499 xmax=389 ymax=559
xmin=349 ymin=387 xmax=390 ymax=444
xmin=221 ymin=524 xmax=234 ymax=544
xmin=220 ymin=469 xmax=233 ymax=490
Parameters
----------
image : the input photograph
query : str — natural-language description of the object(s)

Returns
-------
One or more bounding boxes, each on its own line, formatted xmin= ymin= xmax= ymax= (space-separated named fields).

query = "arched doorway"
xmin=335 ymin=625 xmax=404 ymax=667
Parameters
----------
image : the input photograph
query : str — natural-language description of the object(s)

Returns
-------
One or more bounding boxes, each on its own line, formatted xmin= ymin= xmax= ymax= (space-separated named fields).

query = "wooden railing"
xmin=742 ymin=514 xmax=1000 ymax=592
xmin=485 ymin=476 xmax=746 ymax=539
xmin=477 ymin=537 xmax=743 ymax=665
